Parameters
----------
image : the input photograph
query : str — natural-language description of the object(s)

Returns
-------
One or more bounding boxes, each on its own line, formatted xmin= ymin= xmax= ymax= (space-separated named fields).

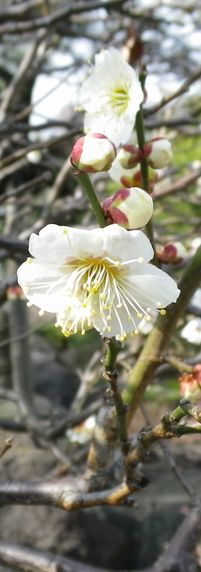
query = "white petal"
xmin=127 ymin=263 xmax=180 ymax=308
xmin=102 ymin=225 xmax=153 ymax=263
xmin=29 ymin=224 xmax=73 ymax=264
xmin=84 ymin=111 xmax=134 ymax=147
xmin=17 ymin=259 xmax=68 ymax=312
xmin=29 ymin=224 xmax=104 ymax=263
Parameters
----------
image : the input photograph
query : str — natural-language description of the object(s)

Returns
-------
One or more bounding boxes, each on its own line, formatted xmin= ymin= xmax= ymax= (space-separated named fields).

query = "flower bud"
xmin=143 ymin=137 xmax=173 ymax=169
xmin=102 ymin=187 xmax=153 ymax=229
xmin=157 ymin=242 xmax=187 ymax=264
xmin=118 ymin=145 xmax=141 ymax=168
xmin=70 ymin=133 xmax=116 ymax=173
xmin=179 ymin=365 xmax=201 ymax=400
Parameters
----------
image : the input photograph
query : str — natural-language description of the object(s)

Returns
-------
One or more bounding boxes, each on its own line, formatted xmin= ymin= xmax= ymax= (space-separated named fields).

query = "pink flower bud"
xmin=157 ymin=242 xmax=187 ymax=264
xmin=179 ymin=366 xmax=201 ymax=400
xmin=143 ymin=137 xmax=173 ymax=169
xmin=118 ymin=145 xmax=141 ymax=168
xmin=70 ymin=133 xmax=116 ymax=173
xmin=102 ymin=187 xmax=153 ymax=229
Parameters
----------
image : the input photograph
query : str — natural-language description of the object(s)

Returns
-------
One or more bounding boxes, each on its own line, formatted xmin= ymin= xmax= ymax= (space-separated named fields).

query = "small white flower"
xmin=17 ymin=224 xmax=180 ymax=341
xmin=79 ymin=48 xmax=144 ymax=146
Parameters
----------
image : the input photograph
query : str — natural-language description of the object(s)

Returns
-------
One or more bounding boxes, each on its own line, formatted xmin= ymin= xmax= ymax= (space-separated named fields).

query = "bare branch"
xmin=146 ymin=67 xmax=201 ymax=116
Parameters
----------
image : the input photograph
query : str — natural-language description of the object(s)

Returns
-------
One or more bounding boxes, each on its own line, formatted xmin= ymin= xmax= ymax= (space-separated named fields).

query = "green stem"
xmin=104 ymin=338 xmax=119 ymax=370
xmin=124 ymin=245 xmax=201 ymax=418
xmin=135 ymin=106 xmax=149 ymax=191
xmin=103 ymin=339 xmax=129 ymax=455
xmin=135 ymin=88 xmax=156 ymax=257
xmin=77 ymin=172 xmax=106 ymax=228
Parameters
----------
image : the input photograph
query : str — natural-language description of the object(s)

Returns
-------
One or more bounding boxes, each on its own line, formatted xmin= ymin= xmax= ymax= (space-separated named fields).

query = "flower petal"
xmin=84 ymin=111 xmax=134 ymax=147
xmin=17 ymin=259 xmax=68 ymax=312
xmin=127 ymin=263 xmax=180 ymax=308
xmin=102 ymin=224 xmax=153 ymax=263
xmin=29 ymin=224 xmax=104 ymax=263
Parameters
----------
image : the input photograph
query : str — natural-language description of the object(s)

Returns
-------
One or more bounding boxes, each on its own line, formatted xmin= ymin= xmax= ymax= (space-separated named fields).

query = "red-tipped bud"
xmin=157 ymin=242 xmax=187 ymax=264
xmin=118 ymin=145 xmax=142 ymax=168
xmin=70 ymin=133 xmax=116 ymax=173
xmin=143 ymin=137 xmax=173 ymax=169
xmin=102 ymin=187 xmax=153 ymax=229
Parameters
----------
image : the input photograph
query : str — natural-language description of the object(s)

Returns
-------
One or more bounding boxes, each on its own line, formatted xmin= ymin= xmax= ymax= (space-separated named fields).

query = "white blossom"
xmin=18 ymin=224 xmax=180 ymax=342
xmin=79 ymin=49 xmax=144 ymax=146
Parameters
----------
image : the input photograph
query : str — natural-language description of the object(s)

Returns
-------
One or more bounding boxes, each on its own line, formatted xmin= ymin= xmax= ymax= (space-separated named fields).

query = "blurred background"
xmin=0 ymin=1 xmax=201 ymax=571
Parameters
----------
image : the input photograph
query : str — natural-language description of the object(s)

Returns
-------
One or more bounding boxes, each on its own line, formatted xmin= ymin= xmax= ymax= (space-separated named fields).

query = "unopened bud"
xmin=179 ymin=365 xmax=201 ymax=400
xmin=70 ymin=133 xmax=116 ymax=173
xmin=118 ymin=145 xmax=141 ymax=168
xmin=143 ymin=137 xmax=173 ymax=169
xmin=157 ymin=242 xmax=187 ymax=264
xmin=102 ymin=187 xmax=153 ymax=229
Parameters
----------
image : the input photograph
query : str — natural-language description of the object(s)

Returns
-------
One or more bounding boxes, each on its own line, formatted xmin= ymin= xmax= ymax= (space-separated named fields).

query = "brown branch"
xmin=0 ymin=478 xmax=134 ymax=510
xmin=0 ymin=33 xmax=45 ymax=115
xmin=146 ymin=67 xmax=201 ymax=116
xmin=0 ymin=1 xmax=47 ymax=23
xmin=152 ymin=167 xmax=201 ymax=201
xmin=0 ymin=0 xmax=126 ymax=35
xmin=0 ymin=236 xmax=28 ymax=255
xmin=0 ymin=131 xmax=77 ymax=171
xmin=0 ymin=541 xmax=106 ymax=572
xmin=0 ymin=172 xmax=52 ymax=205
xmin=150 ymin=504 xmax=201 ymax=572
xmin=124 ymin=245 xmax=201 ymax=416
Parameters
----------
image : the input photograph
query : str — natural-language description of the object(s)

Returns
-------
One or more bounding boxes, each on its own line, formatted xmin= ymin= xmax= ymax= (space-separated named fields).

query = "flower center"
xmin=109 ymin=83 xmax=130 ymax=115
xmin=60 ymin=256 xmax=156 ymax=341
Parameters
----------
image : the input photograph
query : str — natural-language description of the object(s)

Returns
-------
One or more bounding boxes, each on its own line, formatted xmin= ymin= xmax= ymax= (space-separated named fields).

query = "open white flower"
xmin=17 ymin=224 xmax=180 ymax=341
xmin=79 ymin=48 xmax=144 ymax=146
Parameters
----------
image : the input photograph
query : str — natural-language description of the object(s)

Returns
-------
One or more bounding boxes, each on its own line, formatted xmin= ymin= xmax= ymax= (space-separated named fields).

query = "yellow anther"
xmin=26 ymin=257 xmax=32 ymax=264
xmin=137 ymin=312 xmax=143 ymax=318
xmin=26 ymin=302 xmax=32 ymax=307
xmin=159 ymin=309 xmax=166 ymax=316
xmin=62 ymin=329 xmax=70 ymax=338
xmin=63 ymin=228 xmax=68 ymax=235
xmin=134 ymin=328 xmax=139 ymax=335
xmin=146 ymin=315 xmax=152 ymax=322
